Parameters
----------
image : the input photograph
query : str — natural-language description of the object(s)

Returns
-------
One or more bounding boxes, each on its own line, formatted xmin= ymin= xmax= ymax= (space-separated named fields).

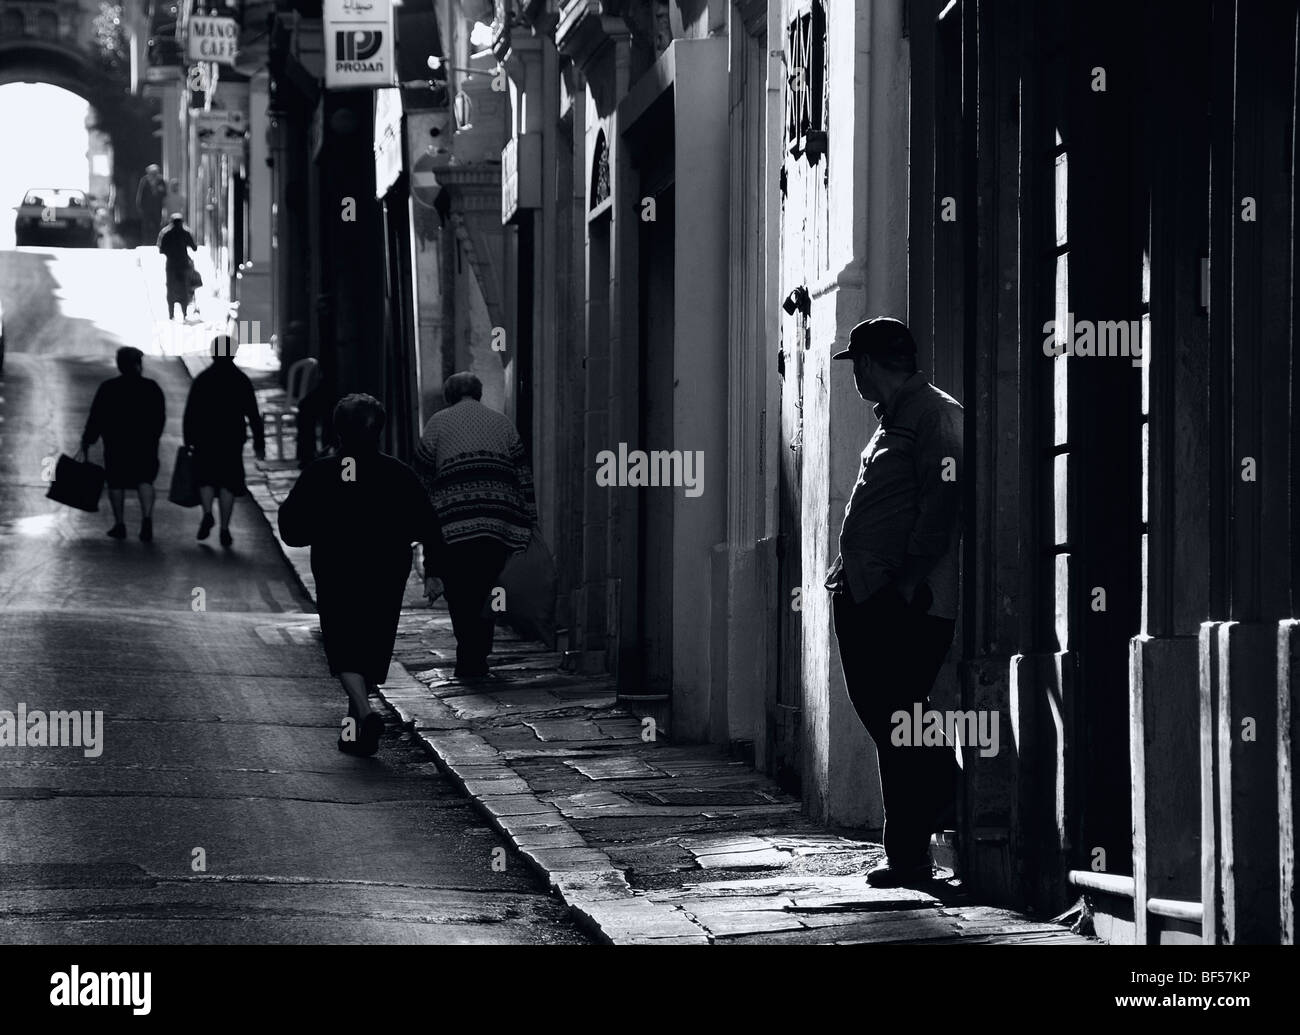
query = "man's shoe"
xmin=865 ymin=860 xmax=936 ymax=888
xmin=197 ymin=513 xmax=214 ymax=540
xmin=106 ymin=523 xmax=127 ymax=539
xmin=139 ymin=518 xmax=153 ymax=542
xmin=219 ymin=528 xmax=233 ymax=548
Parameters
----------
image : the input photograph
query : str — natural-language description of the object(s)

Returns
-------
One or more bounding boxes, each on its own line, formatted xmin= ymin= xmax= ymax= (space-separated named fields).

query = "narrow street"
xmin=0 ymin=246 xmax=588 ymax=944
xmin=1 ymin=0 xmax=1295 ymax=974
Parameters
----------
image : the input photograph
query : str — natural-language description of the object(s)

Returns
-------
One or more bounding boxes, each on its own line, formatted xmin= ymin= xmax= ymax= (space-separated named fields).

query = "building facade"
xmin=139 ymin=0 xmax=1300 ymax=944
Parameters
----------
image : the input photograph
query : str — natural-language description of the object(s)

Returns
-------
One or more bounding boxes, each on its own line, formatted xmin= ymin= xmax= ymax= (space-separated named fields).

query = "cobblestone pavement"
xmin=220 ymin=359 xmax=1092 ymax=946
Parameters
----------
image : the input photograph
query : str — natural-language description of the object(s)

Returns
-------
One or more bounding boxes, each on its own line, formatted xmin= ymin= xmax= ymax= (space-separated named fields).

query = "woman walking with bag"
xmin=278 ymin=394 xmax=443 ymax=757
xmin=80 ymin=347 xmax=166 ymax=540
xmin=181 ymin=335 xmax=265 ymax=547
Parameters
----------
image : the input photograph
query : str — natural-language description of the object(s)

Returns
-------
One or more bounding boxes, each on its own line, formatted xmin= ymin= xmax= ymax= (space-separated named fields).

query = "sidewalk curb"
xmin=172 ymin=364 xmax=1080 ymax=947
xmin=374 ymin=658 xmax=709 ymax=942
xmin=169 ymin=358 xmax=666 ymax=943
xmin=213 ymin=419 xmax=706 ymax=943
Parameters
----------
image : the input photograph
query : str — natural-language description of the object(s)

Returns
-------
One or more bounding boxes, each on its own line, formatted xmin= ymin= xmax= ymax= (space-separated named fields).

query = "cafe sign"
xmin=188 ymin=16 xmax=239 ymax=65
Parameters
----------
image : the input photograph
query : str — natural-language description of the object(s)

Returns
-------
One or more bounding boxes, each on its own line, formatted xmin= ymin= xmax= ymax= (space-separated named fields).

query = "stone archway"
xmin=0 ymin=36 xmax=159 ymax=240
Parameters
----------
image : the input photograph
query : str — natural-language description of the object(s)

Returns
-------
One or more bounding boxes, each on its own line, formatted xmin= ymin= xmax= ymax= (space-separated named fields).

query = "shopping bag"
xmin=186 ymin=260 xmax=203 ymax=289
xmin=46 ymin=451 xmax=104 ymax=512
xmin=168 ymin=446 xmax=200 ymax=507
xmin=495 ymin=525 xmax=558 ymax=649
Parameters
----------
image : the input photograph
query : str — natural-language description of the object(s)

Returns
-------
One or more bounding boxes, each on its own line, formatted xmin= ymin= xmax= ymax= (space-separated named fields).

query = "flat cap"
xmin=832 ymin=316 xmax=917 ymax=361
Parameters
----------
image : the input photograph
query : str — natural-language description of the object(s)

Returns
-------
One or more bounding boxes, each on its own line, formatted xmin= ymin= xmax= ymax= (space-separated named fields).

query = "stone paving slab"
xmin=563 ymin=757 xmax=666 ymax=781
xmin=462 ymin=776 xmax=533 ymax=797
xmin=238 ymin=443 xmax=1092 ymax=946
xmin=693 ymin=849 xmax=792 ymax=870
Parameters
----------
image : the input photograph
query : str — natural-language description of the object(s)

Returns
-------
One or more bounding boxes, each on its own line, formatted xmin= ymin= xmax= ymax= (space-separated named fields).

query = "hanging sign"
xmin=195 ymin=108 xmax=247 ymax=154
xmin=324 ymin=0 xmax=396 ymax=90
xmin=188 ymin=16 xmax=239 ymax=65
xmin=373 ymin=88 xmax=403 ymax=198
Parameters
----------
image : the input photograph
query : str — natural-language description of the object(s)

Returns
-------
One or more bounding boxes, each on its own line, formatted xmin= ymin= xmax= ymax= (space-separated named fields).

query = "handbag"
xmin=46 ymin=450 xmax=105 ymax=512
xmin=186 ymin=260 xmax=202 ymax=289
xmin=168 ymin=446 xmax=200 ymax=507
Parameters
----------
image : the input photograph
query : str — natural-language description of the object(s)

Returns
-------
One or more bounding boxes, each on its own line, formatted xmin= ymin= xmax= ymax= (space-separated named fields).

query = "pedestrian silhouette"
xmin=80 ymin=346 xmax=166 ymax=541
xmin=826 ymin=317 xmax=964 ymax=889
xmin=135 ymin=164 xmax=167 ymax=239
xmin=414 ymin=372 xmax=537 ymax=678
xmin=181 ymin=335 xmax=265 ymax=547
xmin=157 ymin=214 xmax=197 ymax=322
xmin=277 ymin=394 xmax=443 ymax=757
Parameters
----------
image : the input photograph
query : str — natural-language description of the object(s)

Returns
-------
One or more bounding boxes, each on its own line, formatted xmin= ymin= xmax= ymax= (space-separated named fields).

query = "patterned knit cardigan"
xmin=414 ymin=398 xmax=537 ymax=552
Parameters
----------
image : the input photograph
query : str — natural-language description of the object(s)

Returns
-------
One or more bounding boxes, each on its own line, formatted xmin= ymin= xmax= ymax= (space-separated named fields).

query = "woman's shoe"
xmin=139 ymin=517 xmax=153 ymax=543
xmin=106 ymin=523 xmax=126 ymax=539
xmin=357 ymin=712 xmax=384 ymax=756
xmin=197 ymin=513 xmax=214 ymax=540
xmin=219 ymin=528 xmax=233 ymax=547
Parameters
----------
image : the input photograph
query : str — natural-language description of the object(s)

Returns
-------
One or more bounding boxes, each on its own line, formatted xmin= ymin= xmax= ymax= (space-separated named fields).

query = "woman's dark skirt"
xmin=192 ymin=442 xmax=249 ymax=496
xmin=313 ymin=547 xmax=413 ymax=686
xmin=103 ymin=444 xmax=160 ymax=490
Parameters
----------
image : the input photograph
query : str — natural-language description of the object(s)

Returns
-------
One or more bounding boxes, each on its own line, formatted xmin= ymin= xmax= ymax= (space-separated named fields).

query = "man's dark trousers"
xmin=833 ymin=585 xmax=959 ymax=868
xmin=441 ymin=536 xmax=510 ymax=676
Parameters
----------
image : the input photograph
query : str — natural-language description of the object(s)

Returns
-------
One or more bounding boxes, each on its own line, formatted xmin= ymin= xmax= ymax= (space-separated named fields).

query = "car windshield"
xmin=21 ymin=190 xmax=88 ymax=208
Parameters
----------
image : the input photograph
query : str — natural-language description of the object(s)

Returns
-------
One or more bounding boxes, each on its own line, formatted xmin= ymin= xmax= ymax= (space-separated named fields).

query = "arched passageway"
xmin=0 ymin=30 xmax=159 ymax=243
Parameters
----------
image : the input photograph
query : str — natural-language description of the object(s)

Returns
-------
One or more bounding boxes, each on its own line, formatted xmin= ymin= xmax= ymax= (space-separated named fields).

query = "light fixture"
xmin=427 ymin=55 xmax=494 ymax=75
xmin=469 ymin=20 xmax=494 ymax=50
xmin=452 ymin=91 xmax=474 ymax=132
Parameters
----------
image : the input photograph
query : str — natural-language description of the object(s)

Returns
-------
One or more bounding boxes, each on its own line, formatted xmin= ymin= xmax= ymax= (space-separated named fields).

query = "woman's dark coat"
xmin=278 ymin=450 xmax=442 ymax=684
xmin=182 ymin=358 xmax=264 ymax=494
xmin=81 ymin=374 xmax=166 ymax=489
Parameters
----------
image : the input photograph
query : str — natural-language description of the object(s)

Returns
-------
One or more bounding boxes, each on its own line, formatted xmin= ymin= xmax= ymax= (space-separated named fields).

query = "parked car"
xmin=14 ymin=189 xmax=98 ymax=247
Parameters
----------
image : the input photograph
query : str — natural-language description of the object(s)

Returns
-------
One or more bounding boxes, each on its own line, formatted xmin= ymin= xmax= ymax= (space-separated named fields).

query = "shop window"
xmin=785 ymin=0 xmax=826 ymax=164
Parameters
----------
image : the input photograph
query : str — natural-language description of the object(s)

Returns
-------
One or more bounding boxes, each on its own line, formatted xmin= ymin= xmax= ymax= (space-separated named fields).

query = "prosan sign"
xmin=325 ymin=0 xmax=395 ymax=90
xmin=188 ymin=16 xmax=238 ymax=65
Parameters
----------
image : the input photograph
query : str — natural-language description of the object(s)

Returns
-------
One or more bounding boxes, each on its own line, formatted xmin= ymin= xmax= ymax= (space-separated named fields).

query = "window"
xmin=785 ymin=0 xmax=826 ymax=164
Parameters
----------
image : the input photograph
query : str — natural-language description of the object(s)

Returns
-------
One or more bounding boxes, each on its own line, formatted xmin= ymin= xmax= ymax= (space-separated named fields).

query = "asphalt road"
xmin=0 ymin=246 xmax=588 ymax=944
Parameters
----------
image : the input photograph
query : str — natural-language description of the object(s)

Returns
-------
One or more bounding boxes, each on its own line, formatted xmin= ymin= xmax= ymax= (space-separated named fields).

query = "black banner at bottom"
xmin=0 ymin=943 xmax=1292 ymax=1021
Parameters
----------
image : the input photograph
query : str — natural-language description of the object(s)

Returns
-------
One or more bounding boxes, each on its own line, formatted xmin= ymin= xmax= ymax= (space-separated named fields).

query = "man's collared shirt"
xmin=825 ymin=371 xmax=964 ymax=619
